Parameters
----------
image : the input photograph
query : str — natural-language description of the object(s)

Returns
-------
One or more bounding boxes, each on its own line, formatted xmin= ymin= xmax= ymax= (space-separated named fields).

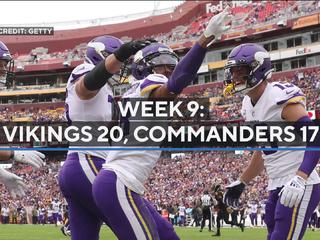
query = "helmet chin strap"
xmin=239 ymin=79 xmax=265 ymax=95
xmin=236 ymin=84 xmax=250 ymax=94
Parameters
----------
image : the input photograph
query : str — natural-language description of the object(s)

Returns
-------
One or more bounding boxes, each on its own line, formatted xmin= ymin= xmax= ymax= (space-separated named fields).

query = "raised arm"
xmin=150 ymin=7 xmax=231 ymax=99
xmin=76 ymin=40 xmax=153 ymax=100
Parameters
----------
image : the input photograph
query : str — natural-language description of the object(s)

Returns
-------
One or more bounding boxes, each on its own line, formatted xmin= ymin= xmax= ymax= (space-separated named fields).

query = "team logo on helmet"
xmin=85 ymin=35 xmax=123 ymax=66
xmin=87 ymin=42 xmax=106 ymax=55
xmin=254 ymin=51 xmax=270 ymax=66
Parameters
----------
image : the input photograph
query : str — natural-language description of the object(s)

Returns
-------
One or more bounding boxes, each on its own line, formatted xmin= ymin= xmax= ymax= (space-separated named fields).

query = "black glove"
xmin=223 ymin=180 xmax=245 ymax=208
xmin=114 ymin=39 xmax=156 ymax=62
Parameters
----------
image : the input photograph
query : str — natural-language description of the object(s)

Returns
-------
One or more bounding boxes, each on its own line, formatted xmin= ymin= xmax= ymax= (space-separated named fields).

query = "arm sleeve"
xmin=167 ymin=43 xmax=207 ymax=94
xmin=295 ymin=116 xmax=320 ymax=176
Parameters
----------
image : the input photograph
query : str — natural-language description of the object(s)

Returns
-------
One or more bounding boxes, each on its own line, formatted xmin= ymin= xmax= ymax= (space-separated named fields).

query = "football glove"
xmin=114 ymin=39 xmax=156 ymax=62
xmin=223 ymin=180 xmax=246 ymax=208
xmin=279 ymin=175 xmax=306 ymax=208
xmin=13 ymin=151 xmax=45 ymax=168
xmin=0 ymin=168 xmax=27 ymax=198
xmin=204 ymin=6 xmax=232 ymax=42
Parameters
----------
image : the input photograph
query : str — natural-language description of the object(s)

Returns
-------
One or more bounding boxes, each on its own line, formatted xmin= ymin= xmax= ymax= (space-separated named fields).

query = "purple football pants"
xmin=59 ymin=153 xmax=107 ymax=240
xmin=59 ymin=153 xmax=178 ymax=240
xmin=265 ymin=184 xmax=320 ymax=240
xmin=93 ymin=169 xmax=180 ymax=240
xmin=250 ymin=213 xmax=258 ymax=226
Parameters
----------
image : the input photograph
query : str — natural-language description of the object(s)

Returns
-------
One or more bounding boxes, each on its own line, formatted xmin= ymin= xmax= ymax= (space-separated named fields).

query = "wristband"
xmin=83 ymin=61 xmax=114 ymax=91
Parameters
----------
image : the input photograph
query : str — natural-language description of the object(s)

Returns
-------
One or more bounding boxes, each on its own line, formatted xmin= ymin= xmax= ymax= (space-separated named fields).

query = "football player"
xmin=92 ymin=8 xmax=232 ymax=240
xmin=248 ymin=200 xmax=258 ymax=227
xmin=0 ymin=41 xmax=45 ymax=198
xmin=47 ymin=207 xmax=54 ymax=224
xmin=259 ymin=199 xmax=266 ymax=226
xmin=213 ymin=185 xmax=243 ymax=237
xmin=51 ymin=197 xmax=61 ymax=226
xmin=223 ymin=43 xmax=320 ymax=239
xmin=61 ymin=205 xmax=71 ymax=236
xmin=58 ymin=35 xmax=154 ymax=240
xmin=39 ymin=206 xmax=46 ymax=225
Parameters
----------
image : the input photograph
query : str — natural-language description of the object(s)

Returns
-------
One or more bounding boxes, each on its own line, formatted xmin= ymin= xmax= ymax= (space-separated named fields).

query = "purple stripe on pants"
xmin=125 ymin=187 xmax=152 ymax=239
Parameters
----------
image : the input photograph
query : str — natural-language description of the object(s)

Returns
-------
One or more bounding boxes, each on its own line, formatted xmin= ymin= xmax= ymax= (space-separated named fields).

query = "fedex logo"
xmin=206 ymin=1 xmax=252 ymax=14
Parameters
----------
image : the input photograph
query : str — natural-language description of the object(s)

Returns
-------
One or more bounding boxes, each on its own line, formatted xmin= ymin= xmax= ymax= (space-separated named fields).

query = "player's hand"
xmin=114 ymin=39 xmax=155 ymax=62
xmin=13 ymin=151 xmax=45 ymax=168
xmin=0 ymin=168 xmax=27 ymax=198
xmin=204 ymin=6 xmax=232 ymax=41
xmin=223 ymin=180 xmax=245 ymax=208
xmin=279 ymin=175 xmax=306 ymax=208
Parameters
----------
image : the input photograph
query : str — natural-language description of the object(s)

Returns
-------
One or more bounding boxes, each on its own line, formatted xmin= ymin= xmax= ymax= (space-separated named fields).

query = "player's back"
xmin=241 ymin=81 xmax=320 ymax=190
xmin=65 ymin=62 xmax=114 ymax=159
xmin=103 ymin=74 xmax=168 ymax=195
xmin=65 ymin=62 xmax=113 ymax=121
xmin=201 ymin=194 xmax=211 ymax=207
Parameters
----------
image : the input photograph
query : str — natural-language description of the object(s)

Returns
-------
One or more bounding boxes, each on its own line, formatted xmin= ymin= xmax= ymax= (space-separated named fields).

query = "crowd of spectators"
xmin=0 ymin=66 xmax=319 ymax=222
xmin=145 ymin=151 xmax=269 ymax=209
xmin=179 ymin=67 xmax=320 ymax=122
xmin=290 ymin=69 xmax=320 ymax=110
xmin=1 ymin=150 xmax=318 ymax=225
xmin=1 ymin=1 xmax=320 ymax=221
xmin=11 ymin=1 xmax=320 ymax=68
xmin=0 ymin=155 xmax=65 ymax=224
xmin=0 ymin=151 xmax=267 ymax=224
xmin=0 ymin=107 xmax=65 ymax=122
xmin=0 ymin=66 xmax=319 ymax=123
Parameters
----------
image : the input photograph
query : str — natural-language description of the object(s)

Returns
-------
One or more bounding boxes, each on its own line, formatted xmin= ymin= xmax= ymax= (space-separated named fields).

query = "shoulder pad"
xmin=272 ymin=82 xmax=306 ymax=106
xmin=69 ymin=63 xmax=94 ymax=84
xmin=139 ymin=74 xmax=168 ymax=97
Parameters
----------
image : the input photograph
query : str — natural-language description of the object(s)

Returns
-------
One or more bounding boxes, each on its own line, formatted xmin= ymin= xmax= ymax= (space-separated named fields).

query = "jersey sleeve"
xmin=271 ymin=82 xmax=306 ymax=120
xmin=139 ymin=74 xmax=168 ymax=98
xmin=274 ymin=83 xmax=306 ymax=108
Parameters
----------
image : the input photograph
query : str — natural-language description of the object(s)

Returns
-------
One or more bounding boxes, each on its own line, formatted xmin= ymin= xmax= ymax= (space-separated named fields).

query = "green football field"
xmin=0 ymin=225 xmax=319 ymax=240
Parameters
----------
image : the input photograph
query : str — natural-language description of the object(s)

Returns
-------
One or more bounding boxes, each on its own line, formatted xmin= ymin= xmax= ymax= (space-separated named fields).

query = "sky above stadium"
xmin=1 ymin=1 xmax=184 ymax=26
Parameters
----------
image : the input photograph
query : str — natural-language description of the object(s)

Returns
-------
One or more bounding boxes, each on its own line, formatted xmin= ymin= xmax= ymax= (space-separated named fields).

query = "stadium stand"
xmin=1 ymin=0 xmax=320 ymax=226
xmin=4 ymin=1 xmax=319 ymax=69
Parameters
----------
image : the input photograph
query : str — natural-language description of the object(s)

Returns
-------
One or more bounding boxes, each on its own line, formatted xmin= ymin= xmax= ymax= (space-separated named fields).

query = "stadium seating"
xmin=0 ymin=64 xmax=319 ymax=218
xmin=1 ymin=0 xmax=320 ymax=226
xmin=10 ymin=1 xmax=320 ymax=69
xmin=0 ymin=65 xmax=319 ymax=122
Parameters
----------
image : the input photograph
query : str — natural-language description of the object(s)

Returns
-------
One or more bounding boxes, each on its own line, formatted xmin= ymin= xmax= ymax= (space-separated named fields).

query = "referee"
xmin=200 ymin=189 xmax=213 ymax=232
